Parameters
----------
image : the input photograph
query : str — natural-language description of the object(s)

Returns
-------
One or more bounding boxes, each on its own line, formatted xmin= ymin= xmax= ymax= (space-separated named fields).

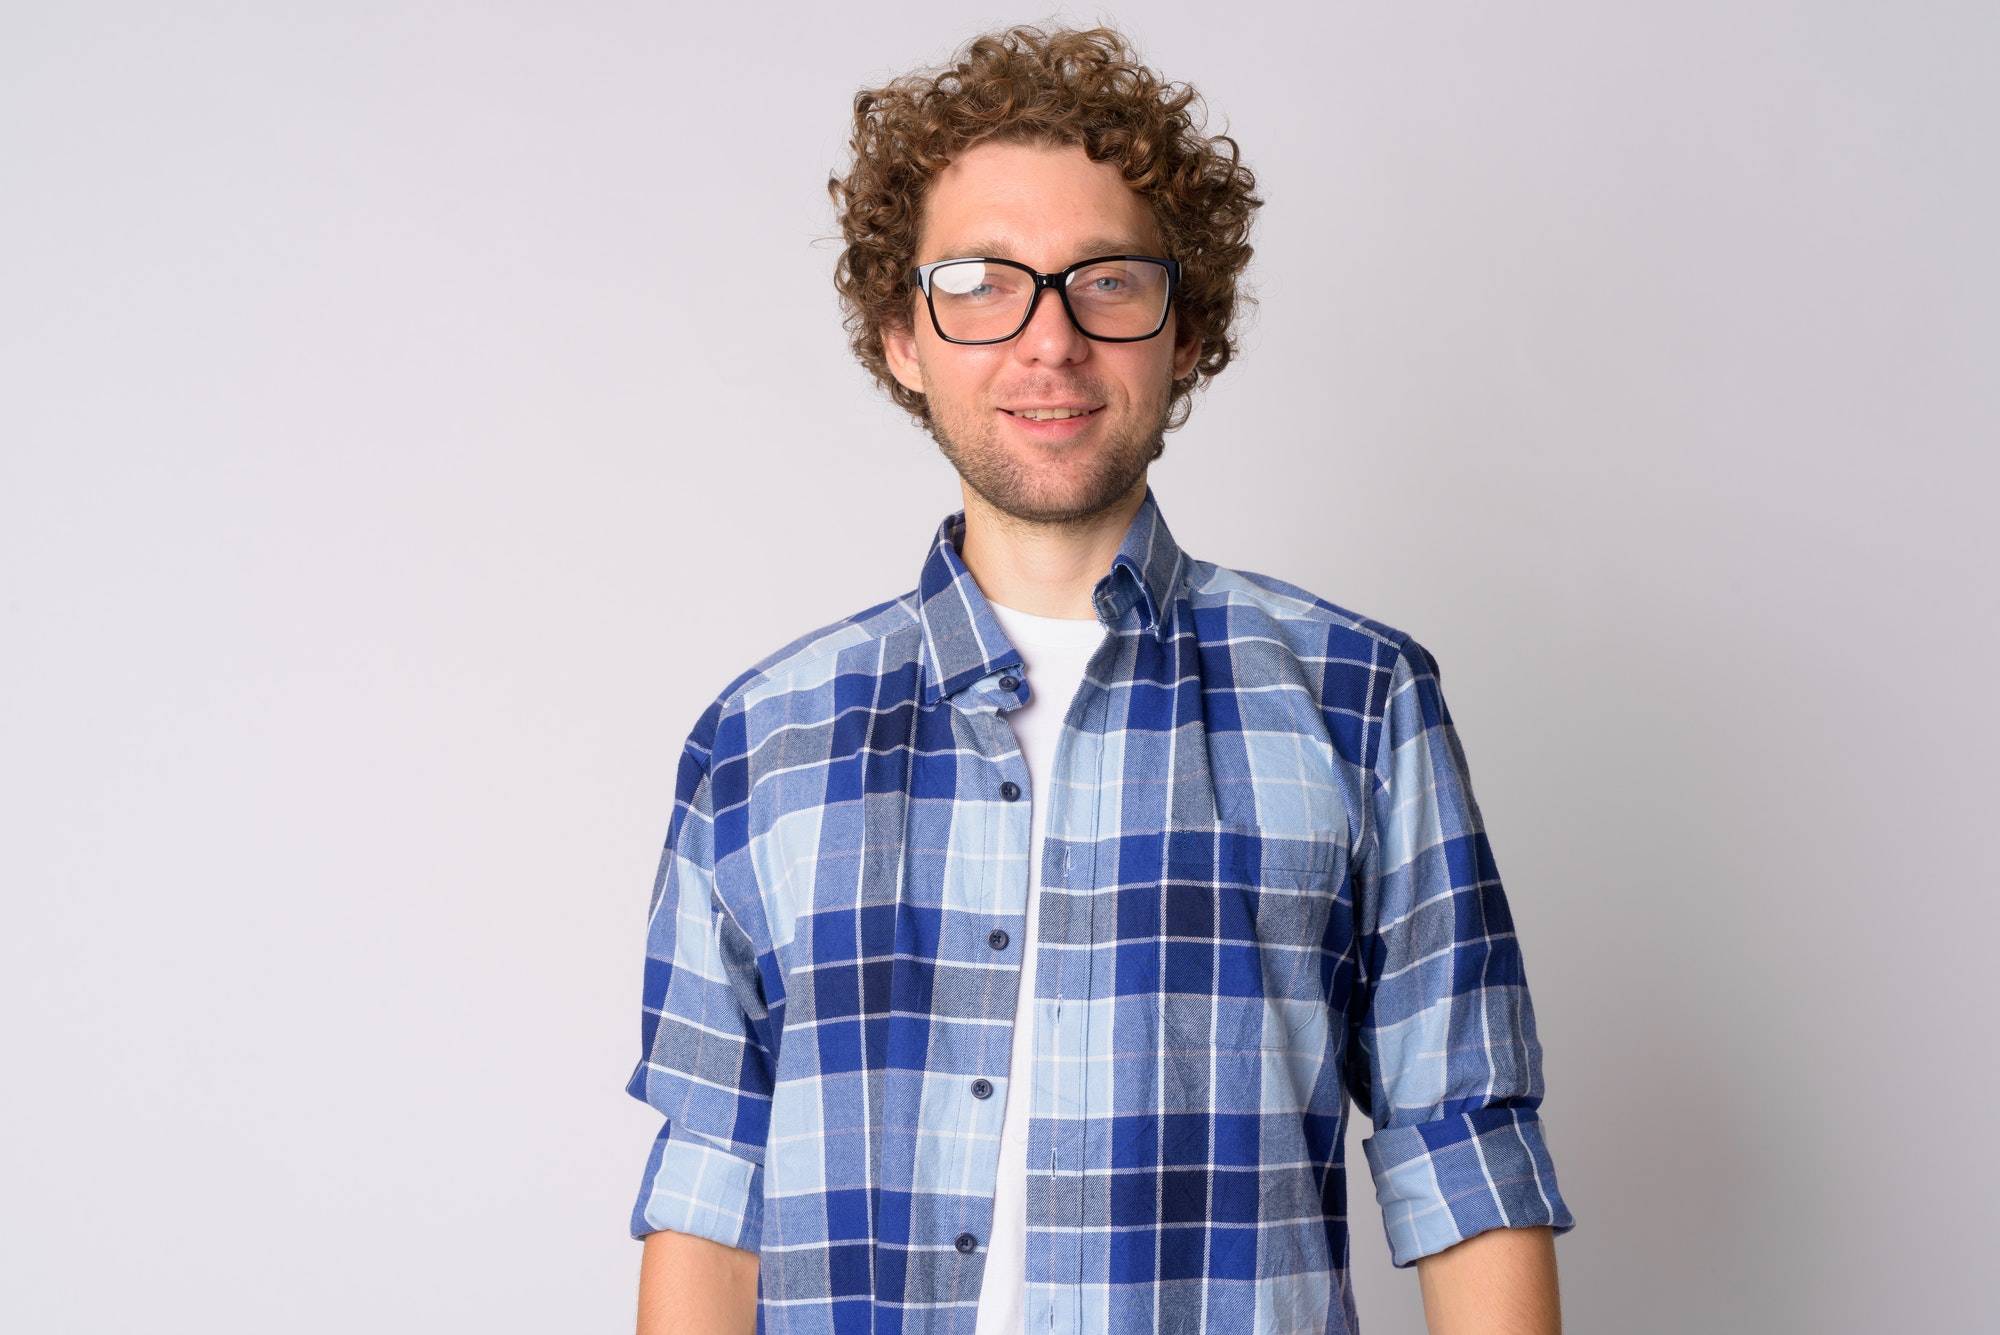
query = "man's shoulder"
xmin=699 ymin=586 xmax=924 ymax=723
xmin=1184 ymin=555 xmax=1418 ymax=662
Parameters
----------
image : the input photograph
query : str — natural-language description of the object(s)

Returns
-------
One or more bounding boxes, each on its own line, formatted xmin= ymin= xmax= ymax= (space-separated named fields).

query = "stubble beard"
xmin=924 ymin=384 xmax=1172 ymax=528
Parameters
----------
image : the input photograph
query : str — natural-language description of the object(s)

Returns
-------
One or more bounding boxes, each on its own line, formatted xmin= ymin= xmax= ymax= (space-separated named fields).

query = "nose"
xmin=1012 ymin=281 xmax=1090 ymax=366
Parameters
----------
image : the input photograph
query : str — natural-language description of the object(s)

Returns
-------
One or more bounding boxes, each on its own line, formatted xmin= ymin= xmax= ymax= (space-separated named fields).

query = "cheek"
xmin=925 ymin=357 xmax=1001 ymax=407
xmin=1116 ymin=351 xmax=1177 ymax=401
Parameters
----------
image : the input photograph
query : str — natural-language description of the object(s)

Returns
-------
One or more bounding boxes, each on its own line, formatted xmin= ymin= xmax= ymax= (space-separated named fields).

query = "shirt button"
xmin=987 ymin=928 xmax=1009 ymax=950
xmin=1000 ymin=780 xmax=1020 ymax=801
xmin=955 ymin=1231 xmax=978 ymax=1253
xmin=998 ymin=674 xmax=1018 ymax=690
xmin=971 ymin=1077 xmax=993 ymax=1099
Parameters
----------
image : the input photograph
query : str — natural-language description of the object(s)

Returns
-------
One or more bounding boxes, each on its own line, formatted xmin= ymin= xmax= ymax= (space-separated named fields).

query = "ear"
xmin=1171 ymin=319 xmax=1201 ymax=382
xmin=882 ymin=315 xmax=925 ymax=396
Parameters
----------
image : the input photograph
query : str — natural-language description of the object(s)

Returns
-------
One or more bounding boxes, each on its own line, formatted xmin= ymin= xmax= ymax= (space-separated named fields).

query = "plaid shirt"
xmin=624 ymin=484 xmax=1575 ymax=1334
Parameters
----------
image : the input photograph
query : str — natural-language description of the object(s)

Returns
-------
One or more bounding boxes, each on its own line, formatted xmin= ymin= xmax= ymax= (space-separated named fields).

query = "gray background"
xmin=4 ymin=3 xmax=1994 ymax=1331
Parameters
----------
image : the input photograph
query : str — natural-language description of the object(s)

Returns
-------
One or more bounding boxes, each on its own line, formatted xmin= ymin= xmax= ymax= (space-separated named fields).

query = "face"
xmin=882 ymin=138 xmax=1203 ymax=526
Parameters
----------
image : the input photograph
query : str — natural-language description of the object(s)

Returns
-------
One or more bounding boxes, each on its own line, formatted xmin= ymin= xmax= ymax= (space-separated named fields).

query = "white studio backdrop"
xmin=3 ymin=3 xmax=1994 ymax=1331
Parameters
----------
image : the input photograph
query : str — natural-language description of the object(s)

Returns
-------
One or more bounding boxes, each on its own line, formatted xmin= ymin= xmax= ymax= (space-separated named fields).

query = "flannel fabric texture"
xmin=625 ymin=484 xmax=1574 ymax=1334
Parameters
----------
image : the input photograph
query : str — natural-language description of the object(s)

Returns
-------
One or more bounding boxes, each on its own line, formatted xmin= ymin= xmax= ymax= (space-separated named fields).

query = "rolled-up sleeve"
xmin=623 ymin=712 xmax=775 ymax=1251
xmin=1343 ymin=635 xmax=1576 ymax=1268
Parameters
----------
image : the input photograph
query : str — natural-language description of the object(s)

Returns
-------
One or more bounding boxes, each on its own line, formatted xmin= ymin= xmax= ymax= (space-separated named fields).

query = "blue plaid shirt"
xmin=625 ymin=484 xmax=1575 ymax=1334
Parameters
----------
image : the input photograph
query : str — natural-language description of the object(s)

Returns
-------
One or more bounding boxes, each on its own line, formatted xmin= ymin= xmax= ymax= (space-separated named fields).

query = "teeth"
xmin=1010 ymin=407 xmax=1092 ymax=420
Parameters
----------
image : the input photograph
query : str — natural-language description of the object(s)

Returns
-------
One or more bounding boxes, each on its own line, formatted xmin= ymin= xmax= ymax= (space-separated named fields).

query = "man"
xmin=628 ymin=24 xmax=1575 ymax=1335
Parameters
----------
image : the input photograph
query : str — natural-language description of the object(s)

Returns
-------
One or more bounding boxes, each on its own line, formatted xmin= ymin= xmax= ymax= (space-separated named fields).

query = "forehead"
xmin=918 ymin=139 xmax=1162 ymax=266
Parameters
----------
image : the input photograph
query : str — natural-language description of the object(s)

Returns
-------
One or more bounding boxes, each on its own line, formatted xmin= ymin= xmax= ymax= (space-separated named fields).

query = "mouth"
xmin=998 ymin=404 xmax=1105 ymax=440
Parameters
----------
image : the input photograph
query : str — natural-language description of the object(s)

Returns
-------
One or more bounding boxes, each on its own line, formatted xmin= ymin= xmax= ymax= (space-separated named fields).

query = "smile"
xmin=1002 ymin=406 xmax=1103 ymax=420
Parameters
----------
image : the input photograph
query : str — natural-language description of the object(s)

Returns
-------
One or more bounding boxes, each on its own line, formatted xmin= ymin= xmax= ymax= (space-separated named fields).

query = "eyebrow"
xmin=926 ymin=236 xmax=1157 ymax=266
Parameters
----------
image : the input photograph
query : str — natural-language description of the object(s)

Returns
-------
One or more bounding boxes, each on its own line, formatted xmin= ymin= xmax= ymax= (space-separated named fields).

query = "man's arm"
xmin=1416 ymin=1225 xmax=1562 ymax=1335
xmin=1341 ymin=636 xmax=1577 ymax=1278
xmin=636 ymin=1229 xmax=758 ymax=1335
xmin=623 ymin=713 xmax=776 ymax=1319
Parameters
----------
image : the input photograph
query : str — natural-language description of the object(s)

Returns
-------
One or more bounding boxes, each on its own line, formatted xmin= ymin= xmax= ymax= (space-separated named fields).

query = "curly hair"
xmin=825 ymin=23 xmax=1264 ymax=433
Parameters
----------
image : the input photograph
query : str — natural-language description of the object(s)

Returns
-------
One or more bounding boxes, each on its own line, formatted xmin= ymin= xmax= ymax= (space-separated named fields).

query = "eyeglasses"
xmin=909 ymin=254 xmax=1180 ymax=345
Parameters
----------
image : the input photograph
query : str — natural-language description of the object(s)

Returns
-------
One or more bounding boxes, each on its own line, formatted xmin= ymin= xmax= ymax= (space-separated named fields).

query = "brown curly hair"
xmin=825 ymin=23 xmax=1264 ymax=433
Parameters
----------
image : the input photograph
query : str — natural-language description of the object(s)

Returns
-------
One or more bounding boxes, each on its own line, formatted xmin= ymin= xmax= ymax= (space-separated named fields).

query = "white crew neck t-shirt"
xmin=971 ymin=597 xmax=1107 ymax=1335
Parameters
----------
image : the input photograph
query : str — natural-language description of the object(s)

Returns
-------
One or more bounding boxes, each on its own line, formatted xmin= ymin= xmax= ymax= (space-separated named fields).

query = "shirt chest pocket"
xmin=1153 ymin=829 xmax=1340 ymax=1050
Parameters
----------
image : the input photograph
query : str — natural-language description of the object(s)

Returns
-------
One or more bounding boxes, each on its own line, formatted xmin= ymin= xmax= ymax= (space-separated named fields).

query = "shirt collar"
xmin=915 ymin=482 xmax=1186 ymax=707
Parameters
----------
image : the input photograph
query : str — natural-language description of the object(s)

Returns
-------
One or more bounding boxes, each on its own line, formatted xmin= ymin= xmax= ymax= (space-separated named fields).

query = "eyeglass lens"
xmin=929 ymin=259 xmax=1170 ymax=341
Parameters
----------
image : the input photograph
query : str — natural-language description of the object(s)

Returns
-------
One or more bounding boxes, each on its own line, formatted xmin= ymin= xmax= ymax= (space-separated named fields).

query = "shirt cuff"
xmin=1360 ymin=1102 xmax=1576 ymax=1268
xmin=629 ymin=1119 xmax=765 ymax=1253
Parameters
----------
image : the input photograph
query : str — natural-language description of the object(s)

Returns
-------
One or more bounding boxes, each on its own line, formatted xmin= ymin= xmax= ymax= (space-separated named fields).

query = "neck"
xmin=956 ymin=479 xmax=1144 ymax=619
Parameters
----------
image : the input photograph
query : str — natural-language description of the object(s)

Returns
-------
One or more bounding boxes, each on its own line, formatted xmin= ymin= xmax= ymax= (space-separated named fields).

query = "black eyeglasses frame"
xmin=908 ymin=254 xmax=1181 ymax=345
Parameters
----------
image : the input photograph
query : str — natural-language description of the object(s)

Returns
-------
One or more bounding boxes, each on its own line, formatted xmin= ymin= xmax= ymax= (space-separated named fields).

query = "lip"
xmin=998 ymin=404 xmax=1105 ymax=441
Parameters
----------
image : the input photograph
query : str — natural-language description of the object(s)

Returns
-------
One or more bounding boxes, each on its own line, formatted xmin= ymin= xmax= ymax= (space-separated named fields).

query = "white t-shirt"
xmin=971 ymin=597 xmax=1107 ymax=1335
